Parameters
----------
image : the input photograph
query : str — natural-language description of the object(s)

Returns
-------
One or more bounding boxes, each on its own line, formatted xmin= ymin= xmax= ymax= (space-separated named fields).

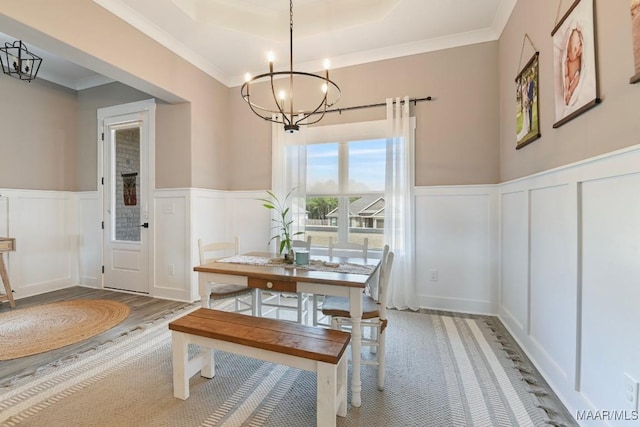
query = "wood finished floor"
xmin=0 ymin=287 xmax=193 ymax=384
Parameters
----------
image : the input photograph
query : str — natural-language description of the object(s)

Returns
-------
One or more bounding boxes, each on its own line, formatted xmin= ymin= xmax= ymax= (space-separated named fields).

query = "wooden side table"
xmin=0 ymin=237 xmax=16 ymax=308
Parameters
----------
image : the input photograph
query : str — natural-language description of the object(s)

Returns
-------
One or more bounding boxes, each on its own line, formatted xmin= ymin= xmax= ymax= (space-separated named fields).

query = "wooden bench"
xmin=168 ymin=308 xmax=351 ymax=427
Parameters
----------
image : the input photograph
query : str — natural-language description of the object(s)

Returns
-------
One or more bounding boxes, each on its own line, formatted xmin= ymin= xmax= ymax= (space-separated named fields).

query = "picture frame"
xmin=551 ymin=0 xmax=600 ymax=128
xmin=631 ymin=0 xmax=640 ymax=83
xmin=515 ymin=52 xmax=541 ymax=150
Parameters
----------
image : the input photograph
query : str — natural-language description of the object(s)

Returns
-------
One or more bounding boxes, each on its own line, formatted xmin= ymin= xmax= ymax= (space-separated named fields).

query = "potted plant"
xmin=259 ymin=188 xmax=303 ymax=262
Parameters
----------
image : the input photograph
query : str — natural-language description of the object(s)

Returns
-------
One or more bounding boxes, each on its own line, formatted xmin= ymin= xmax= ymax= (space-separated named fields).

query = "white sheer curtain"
xmin=271 ymin=115 xmax=307 ymax=243
xmin=385 ymin=97 xmax=418 ymax=310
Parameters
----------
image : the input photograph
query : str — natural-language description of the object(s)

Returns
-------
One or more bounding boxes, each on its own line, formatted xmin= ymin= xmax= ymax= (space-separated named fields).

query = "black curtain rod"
xmin=321 ymin=96 xmax=433 ymax=115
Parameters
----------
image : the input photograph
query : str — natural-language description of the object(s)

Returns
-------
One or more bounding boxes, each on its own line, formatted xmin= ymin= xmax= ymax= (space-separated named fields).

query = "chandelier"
xmin=241 ymin=0 xmax=341 ymax=133
xmin=0 ymin=40 xmax=42 ymax=82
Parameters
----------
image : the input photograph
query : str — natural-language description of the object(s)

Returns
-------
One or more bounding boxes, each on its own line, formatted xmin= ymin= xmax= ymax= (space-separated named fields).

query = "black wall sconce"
xmin=0 ymin=40 xmax=42 ymax=82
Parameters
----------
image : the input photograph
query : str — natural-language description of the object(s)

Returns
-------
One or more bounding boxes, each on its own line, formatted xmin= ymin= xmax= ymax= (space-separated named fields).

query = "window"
xmin=305 ymin=137 xmax=386 ymax=251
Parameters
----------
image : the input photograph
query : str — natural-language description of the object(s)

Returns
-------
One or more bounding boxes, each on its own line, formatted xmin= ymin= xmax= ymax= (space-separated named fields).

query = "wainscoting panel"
xmin=580 ymin=172 xmax=640 ymax=417
xmin=529 ymin=184 xmax=575 ymax=383
xmin=76 ymin=192 xmax=101 ymax=288
xmin=499 ymin=190 xmax=528 ymax=333
xmin=498 ymin=144 xmax=640 ymax=422
xmin=414 ymin=186 xmax=497 ymax=314
xmin=0 ymin=190 xmax=74 ymax=299
xmin=191 ymin=189 xmax=229 ymax=249
xmin=153 ymin=189 xmax=189 ymax=301
xmin=227 ymin=191 xmax=271 ymax=253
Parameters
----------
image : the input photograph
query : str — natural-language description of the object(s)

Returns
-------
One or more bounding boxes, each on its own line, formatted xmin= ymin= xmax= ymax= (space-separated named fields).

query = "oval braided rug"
xmin=0 ymin=299 xmax=130 ymax=361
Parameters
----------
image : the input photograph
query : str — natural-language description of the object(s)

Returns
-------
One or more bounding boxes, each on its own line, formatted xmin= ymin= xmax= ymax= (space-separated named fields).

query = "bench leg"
xmin=171 ymin=331 xmax=190 ymax=400
xmin=201 ymin=347 xmax=215 ymax=379
xmin=317 ymin=362 xmax=338 ymax=427
xmin=337 ymin=354 xmax=348 ymax=417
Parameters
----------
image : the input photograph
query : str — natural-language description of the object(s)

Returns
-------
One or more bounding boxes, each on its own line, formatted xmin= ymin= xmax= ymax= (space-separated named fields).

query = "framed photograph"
xmin=515 ymin=52 xmax=541 ymax=149
xmin=551 ymin=0 xmax=600 ymax=128
xmin=631 ymin=0 xmax=640 ymax=83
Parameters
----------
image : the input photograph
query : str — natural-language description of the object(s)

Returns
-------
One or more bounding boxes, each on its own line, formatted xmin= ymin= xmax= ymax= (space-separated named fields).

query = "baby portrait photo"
xmin=551 ymin=0 xmax=599 ymax=128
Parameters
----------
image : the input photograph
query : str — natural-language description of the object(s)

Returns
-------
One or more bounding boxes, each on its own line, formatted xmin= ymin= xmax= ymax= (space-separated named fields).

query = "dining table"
xmin=194 ymin=251 xmax=380 ymax=408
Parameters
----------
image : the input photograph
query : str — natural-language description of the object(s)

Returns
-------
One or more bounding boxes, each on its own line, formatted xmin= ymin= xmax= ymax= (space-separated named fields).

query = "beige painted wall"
xmin=77 ymin=82 xmax=154 ymax=191
xmin=228 ymin=42 xmax=501 ymax=190
xmin=6 ymin=1 xmax=635 ymax=191
xmin=0 ymin=77 xmax=77 ymax=191
xmin=499 ymin=0 xmax=640 ymax=181
xmin=156 ymin=103 xmax=191 ymax=189
xmin=0 ymin=76 xmax=184 ymax=192
xmin=190 ymin=78 xmax=231 ymax=190
xmin=0 ymin=0 xmax=230 ymax=190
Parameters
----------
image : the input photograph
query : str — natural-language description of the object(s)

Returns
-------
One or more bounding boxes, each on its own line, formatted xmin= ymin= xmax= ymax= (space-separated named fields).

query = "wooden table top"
xmin=194 ymin=252 xmax=379 ymax=289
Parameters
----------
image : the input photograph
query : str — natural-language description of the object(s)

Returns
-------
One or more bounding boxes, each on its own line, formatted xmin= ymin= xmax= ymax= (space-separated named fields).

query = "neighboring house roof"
xmin=327 ymin=195 xmax=385 ymax=219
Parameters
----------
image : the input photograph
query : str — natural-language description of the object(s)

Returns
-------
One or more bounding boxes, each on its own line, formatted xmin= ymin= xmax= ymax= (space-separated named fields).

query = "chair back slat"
xmin=274 ymin=235 xmax=312 ymax=252
xmin=369 ymin=244 xmax=389 ymax=300
xmin=377 ymin=247 xmax=394 ymax=315
xmin=328 ymin=237 xmax=368 ymax=259
xmin=198 ymin=237 xmax=239 ymax=264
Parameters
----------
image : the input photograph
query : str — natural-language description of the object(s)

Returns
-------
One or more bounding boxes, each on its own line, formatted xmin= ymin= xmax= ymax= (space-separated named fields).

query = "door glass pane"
xmin=307 ymin=143 xmax=339 ymax=194
xmin=114 ymin=127 xmax=141 ymax=242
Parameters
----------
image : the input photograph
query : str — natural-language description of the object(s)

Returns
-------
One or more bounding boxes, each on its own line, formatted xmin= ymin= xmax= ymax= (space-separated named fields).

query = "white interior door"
xmin=101 ymin=109 xmax=151 ymax=293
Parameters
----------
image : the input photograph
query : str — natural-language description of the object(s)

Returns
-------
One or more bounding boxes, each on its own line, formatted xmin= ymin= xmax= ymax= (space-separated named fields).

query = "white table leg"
xmin=199 ymin=274 xmax=212 ymax=308
xmin=349 ymin=287 xmax=363 ymax=407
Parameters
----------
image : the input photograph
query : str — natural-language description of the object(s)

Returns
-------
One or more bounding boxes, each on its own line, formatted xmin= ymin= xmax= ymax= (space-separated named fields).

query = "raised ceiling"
xmin=1 ymin=1 xmax=516 ymax=90
xmin=94 ymin=0 xmax=517 ymax=87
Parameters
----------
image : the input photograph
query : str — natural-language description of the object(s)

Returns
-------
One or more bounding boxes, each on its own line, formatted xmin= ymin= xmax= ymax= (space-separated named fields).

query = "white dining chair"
xmin=312 ymin=237 xmax=369 ymax=327
xmin=321 ymin=244 xmax=393 ymax=390
xmin=198 ymin=237 xmax=256 ymax=315
xmin=260 ymin=236 xmax=312 ymax=324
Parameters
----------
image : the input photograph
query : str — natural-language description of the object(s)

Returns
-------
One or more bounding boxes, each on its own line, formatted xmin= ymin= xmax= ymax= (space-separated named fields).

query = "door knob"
xmin=140 ymin=222 xmax=149 ymax=228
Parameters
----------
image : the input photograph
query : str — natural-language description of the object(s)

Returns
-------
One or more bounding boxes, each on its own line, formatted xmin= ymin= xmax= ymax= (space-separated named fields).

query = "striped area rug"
xmin=0 ymin=309 xmax=575 ymax=427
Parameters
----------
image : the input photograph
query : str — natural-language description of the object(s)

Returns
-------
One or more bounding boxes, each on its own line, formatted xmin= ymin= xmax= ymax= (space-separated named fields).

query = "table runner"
xmin=218 ymin=255 xmax=376 ymax=275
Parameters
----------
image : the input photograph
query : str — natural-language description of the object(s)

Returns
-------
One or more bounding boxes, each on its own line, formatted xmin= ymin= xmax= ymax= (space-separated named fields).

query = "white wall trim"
xmin=501 ymin=142 xmax=640 ymax=187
